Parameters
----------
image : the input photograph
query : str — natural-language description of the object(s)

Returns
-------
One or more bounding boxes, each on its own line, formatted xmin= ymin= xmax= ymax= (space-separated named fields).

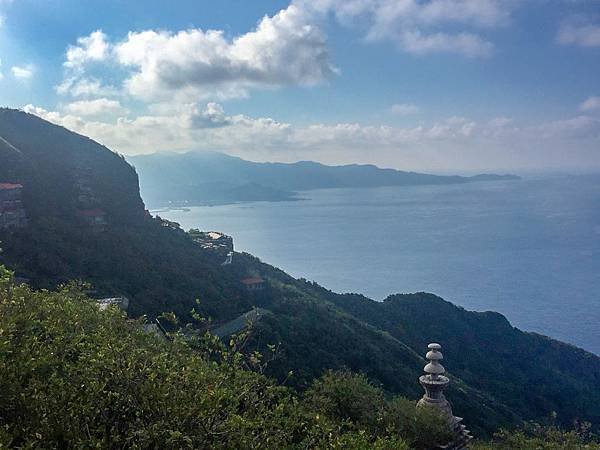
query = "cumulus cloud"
xmin=58 ymin=0 xmax=511 ymax=105
xmin=58 ymin=31 xmax=116 ymax=97
xmin=113 ymin=5 xmax=336 ymax=100
xmin=21 ymin=102 xmax=600 ymax=173
xmin=297 ymin=0 xmax=510 ymax=57
xmin=56 ymin=77 xmax=119 ymax=98
xmin=22 ymin=102 xmax=458 ymax=155
xmin=57 ymin=5 xmax=336 ymax=102
xmin=580 ymin=96 xmax=600 ymax=112
xmin=558 ymin=22 xmax=600 ymax=47
xmin=26 ymin=1 xmax=600 ymax=171
xmin=63 ymin=98 xmax=127 ymax=117
xmin=11 ymin=65 xmax=33 ymax=79
xmin=64 ymin=30 xmax=110 ymax=70
xmin=23 ymin=103 xmax=294 ymax=157
xmin=188 ymin=102 xmax=233 ymax=129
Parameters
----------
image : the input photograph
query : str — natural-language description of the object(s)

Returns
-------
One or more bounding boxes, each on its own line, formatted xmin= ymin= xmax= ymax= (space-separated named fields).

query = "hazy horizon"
xmin=129 ymin=149 xmax=600 ymax=177
xmin=1 ymin=0 xmax=599 ymax=172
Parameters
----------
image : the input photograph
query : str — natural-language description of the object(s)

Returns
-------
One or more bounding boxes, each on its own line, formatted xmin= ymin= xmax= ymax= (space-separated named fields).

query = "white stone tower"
xmin=417 ymin=343 xmax=472 ymax=449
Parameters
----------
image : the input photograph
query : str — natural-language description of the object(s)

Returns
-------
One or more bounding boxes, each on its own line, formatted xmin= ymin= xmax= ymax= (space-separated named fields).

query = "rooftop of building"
xmin=0 ymin=183 xmax=23 ymax=190
xmin=241 ymin=277 xmax=265 ymax=285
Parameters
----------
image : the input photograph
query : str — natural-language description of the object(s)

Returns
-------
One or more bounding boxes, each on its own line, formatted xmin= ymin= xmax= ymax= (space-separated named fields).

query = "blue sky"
xmin=1 ymin=0 xmax=599 ymax=172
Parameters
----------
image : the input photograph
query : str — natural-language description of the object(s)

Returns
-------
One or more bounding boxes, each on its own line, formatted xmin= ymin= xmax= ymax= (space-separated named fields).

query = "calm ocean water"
xmin=156 ymin=175 xmax=600 ymax=355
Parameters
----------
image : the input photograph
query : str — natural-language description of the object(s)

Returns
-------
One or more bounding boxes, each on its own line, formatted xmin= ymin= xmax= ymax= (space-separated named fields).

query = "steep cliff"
xmin=0 ymin=109 xmax=598 ymax=436
xmin=0 ymin=108 xmax=145 ymax=224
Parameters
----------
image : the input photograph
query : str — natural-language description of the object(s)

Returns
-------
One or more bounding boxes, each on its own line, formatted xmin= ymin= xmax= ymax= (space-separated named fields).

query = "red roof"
xmin=77 ymin=208 xmax=106 ymax=217
xmin=0 ymin=183 xmax=23 ymax=190
xmin=241 ymin=277 xmax=265 ymax=285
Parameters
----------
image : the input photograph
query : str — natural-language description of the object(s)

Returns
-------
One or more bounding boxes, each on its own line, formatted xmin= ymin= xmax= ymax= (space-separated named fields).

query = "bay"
xmin=156 ymin=174 xmax=600 ymax=354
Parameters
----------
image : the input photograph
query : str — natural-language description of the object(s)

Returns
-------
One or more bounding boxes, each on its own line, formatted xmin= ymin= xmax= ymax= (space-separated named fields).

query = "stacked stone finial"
xmin=417 ymin=343 xmax=473 ymax=449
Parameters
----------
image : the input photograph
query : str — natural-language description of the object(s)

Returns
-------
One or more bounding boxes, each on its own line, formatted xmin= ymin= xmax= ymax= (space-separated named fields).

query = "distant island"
xmin=127 ymin=151 xmax=520 ymax=208
xmin=2 ymin=109 xmax=599 ymax=443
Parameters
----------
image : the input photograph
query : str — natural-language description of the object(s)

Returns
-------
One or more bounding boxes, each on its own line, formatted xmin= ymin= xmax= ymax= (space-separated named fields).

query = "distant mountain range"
xmin=1 ymin=109 xmax=599 ymax=437
xmin=127 ymin=152 xmax=520 ymax=207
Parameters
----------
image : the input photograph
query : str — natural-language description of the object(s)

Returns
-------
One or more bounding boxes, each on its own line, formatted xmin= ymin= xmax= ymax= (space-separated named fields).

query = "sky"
xmin=0 ymin=0 xmax=599 ymax=173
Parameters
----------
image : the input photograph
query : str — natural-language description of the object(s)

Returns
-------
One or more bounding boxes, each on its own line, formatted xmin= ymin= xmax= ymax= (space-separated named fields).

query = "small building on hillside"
xmin=77 ymin=208 xmax=107 ymax=229
xmin=211 ymin=308 xmax=270 ymax=339
xmin=95 ymin=296 xmax=130 ymax=312
xmin=241 ymin=277 xmax=266 ymax=291
xmin=189 ymin=230 xmax=234 ymax=252
xmin=159 ymin=218 xmax=181 ymax=230
xmin=189 ymin=229 xmax=234 ymax=265
xmin=0 ymin=183 xmax=27 ymax=229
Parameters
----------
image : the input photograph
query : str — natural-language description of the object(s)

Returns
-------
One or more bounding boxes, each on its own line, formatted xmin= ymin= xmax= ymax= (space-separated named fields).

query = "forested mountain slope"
xmin=129 ymin=151 xmax=519 ymax=207
xmin=0 ymin=109 xmax=597 ymax=437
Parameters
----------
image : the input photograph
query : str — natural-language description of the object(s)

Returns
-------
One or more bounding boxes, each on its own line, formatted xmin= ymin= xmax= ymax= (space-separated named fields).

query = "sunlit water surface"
xmin=156 ymin=175 xmax=600 ymax=354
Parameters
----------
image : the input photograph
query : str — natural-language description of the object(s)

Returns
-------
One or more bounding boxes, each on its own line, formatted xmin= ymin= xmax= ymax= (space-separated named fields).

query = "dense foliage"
xmin=0 ymin=108 xmax=144 ymax=224
xmin=2 ymin=109 xmax=600 ymax=440
xmin=307 ymin=286 xmax=600 ymax=431
xmin=0 ymin=266 xmax=452 ymax=449
xmin=471 ymin=423 xmax=600 ymax=449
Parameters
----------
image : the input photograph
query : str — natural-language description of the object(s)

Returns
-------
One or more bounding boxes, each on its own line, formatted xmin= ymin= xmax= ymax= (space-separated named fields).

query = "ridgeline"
xmin=128 ymin=151 xmax=519 ymax=207
xmin=1 ymin=108 xmax=599 ymax=446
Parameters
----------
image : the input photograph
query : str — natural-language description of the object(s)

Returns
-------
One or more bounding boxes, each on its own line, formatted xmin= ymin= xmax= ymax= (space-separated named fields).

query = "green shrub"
xmin=471 ymin=422 xmax=600 ymax=449
xmin=0 ymin=265 xmax=429 ymax=449
xmin=304 ymin=370 xmax=453 ymax=449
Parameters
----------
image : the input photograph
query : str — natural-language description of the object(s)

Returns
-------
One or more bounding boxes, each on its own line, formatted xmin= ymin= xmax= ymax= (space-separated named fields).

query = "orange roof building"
xmin=241 ymin=277 xmax=266 ymax=291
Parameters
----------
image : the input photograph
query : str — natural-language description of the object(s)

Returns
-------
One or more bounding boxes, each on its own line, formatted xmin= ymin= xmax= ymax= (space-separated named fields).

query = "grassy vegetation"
xmin=0 ymin=265 xmax=452 ymax=449
xmin=2 ymin=109 xmax=600 ymax=443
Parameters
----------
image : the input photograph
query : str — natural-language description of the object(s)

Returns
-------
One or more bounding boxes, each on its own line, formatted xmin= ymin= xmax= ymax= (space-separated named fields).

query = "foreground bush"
xmin=471 ymin=422 xmax=600 ymax=449
xmin=0 ymin=265 xmax=450 ymax=449
xmin=305 ymin=371 xmax=451 ymax=449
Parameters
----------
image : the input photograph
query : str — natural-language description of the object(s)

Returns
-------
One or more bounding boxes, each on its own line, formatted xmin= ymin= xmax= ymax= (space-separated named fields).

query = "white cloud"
xmin=11 ymin=65 xmax=33 ymax=79
xmin=22 ymin=102 xmax=600 ymax=172
xmin=63 ymin=98 xmax=127 ymax=117
xmin=52 ymin=5 xmax=335 ymax=102
xmin=57 ymin=31 xmax=114 ymax=98
xmin=189 ymin=102 xmax=233 ymax=128
xmin=415 ymin=0 xmax=510 ymax=27
xmin=64 ymin=30 xmax=110 ymax=69
xmin=296 ymin=0 xmax=510 ymax=57
xmin=558 ymin=22 xmax=600 ymax=47
xmin=397 ymin=29 xmax=492 ymax=56
xmin=58 ymin=0 xmax=507 ymax=105
xmin=580 ymin=96 xmax=600 ymax=112
xmin=56 ymin=77 xmax=119 ymax=98
xmin=22 ymin=103 xmax=293 ymax=156
xmin=539 ymin=115 xmax=600 ymax=139
xmin=390 ymin=103 xmax=419 ymax=115
xmin=113 ymin=5 xmax=336 ymax=101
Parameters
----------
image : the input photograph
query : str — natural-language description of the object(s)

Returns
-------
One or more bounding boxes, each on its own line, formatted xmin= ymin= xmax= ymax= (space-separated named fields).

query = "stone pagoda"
xmin=417 ymin=343 xmax=472 ymax=449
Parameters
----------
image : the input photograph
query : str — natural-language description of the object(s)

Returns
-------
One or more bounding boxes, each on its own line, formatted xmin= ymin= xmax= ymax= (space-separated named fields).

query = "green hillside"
xmin=1 ymin=109 xmax=599 ymax=439
xmin=0 ymin=271 xmax=456 ymax=449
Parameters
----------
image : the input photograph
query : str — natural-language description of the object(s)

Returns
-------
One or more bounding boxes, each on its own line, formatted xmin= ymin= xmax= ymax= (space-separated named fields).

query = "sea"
xmin=155 ymin=174 xmax=600 ymax=355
